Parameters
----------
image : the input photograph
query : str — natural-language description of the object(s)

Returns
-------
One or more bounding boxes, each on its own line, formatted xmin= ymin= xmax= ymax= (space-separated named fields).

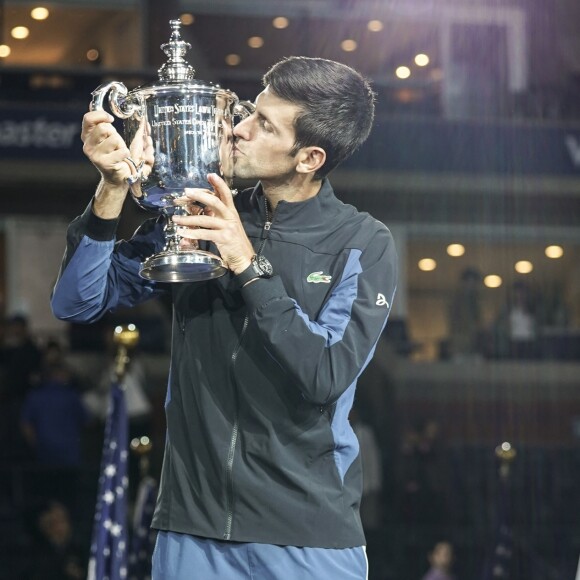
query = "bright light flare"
xmin=418 ymin=258 xmax=437 ymax=271
xmin=484 ymin=275 xmax=502 ymax=288
xmin=86 ymin=49 xmax=100 ymax=62
xmin=31 ymin=7 xmax=50 ymax=20
xmin=396 ymin=66 xmax=411 ymax=79
xmin=179 ymin=13 xmax=195 ymax=25
xmin=514 ymin=260 xmax=533 ymax=274
xmin=11 ymin=26 xmax=30 ymax=40
xmin=367 ymin=20 xmax=383 ymax=32
xmin=545 ymin=245 xmax=563 ymax=259
xmin=415 ymin=53 xmax=430 ymax=66
xmin=0 ymin=45 xmax=11 ymax=58
xmin=225 ymin=54 xmax=241 ymax=66
xmin=248 ymin=36 xmax=264 ymax=48
xmin=446 ymin=243 xmax=465 ymax=257
xmin=272 ymin=16 xmax=289 ymax=29
xmin=341 ymin=39 xmax=357 ymax=52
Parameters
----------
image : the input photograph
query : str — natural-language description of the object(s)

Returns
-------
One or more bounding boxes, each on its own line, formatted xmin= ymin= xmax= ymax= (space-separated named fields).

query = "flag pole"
xmin=129 ymin=435 xmax=158 ymax=578
xmin=113 ymin=324 xmax=140 ymax=383
xmin=87 ymin=324 xmax=140 ymax=580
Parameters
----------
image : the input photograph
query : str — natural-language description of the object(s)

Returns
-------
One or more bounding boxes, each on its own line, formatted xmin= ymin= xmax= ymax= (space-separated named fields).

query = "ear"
xmin=295 ymin=146 xmax=326 ymax=175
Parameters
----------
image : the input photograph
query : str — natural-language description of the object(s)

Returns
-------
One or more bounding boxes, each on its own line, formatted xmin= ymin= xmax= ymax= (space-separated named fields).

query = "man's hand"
xmin=172 ymin=173 xmax=255 ymax=274
xmin=81 ymin=110 xmax=154 ymax=219
xmin=81 ymin=110 xmax=133 ymax=187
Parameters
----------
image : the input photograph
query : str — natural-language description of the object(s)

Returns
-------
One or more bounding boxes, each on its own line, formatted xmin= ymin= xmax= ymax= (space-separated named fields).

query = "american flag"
xmin=87 ymin=381 xmax=129 ymax=580
xmin=128 ymin=476 xmax=158 ymax=580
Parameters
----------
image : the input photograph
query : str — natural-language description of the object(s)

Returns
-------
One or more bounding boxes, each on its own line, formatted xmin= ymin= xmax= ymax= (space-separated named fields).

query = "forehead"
xmin=255 ymin=86 xmax=302 ymax=131
xmin=434 ymin=543 xmax=452 ymax=555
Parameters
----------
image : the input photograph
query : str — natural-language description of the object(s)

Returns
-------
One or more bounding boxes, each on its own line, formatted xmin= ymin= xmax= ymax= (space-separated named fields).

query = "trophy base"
xmin=139 ymin=250 xmax=227 ymax=283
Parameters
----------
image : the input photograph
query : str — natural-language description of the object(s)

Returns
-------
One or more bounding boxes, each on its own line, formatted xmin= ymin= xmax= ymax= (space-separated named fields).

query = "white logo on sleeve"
xmin=376 ymin=293 xmax=389 ymax=307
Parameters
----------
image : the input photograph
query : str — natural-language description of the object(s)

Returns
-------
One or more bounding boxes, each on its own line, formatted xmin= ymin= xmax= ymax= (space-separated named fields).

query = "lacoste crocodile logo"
xmin=307 ymin=271 xmax=332 ymax=284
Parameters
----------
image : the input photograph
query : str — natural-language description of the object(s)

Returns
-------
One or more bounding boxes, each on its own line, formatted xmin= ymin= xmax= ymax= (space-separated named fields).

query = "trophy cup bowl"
xmin=90 ymin=19 xmax=254 ymax=283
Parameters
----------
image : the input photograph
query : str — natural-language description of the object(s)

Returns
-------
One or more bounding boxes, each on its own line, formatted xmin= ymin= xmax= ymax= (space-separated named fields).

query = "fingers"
xmin=143 ymin=135 xmax=154 ymax=166
xmin=181 ymin=187 xmax=229 ymax=216
xmin=172 ymin=177 xmax=254 ymax=271
xmin=81 ymin=110 xmax=115 ymax=143
xmin=207 ymin=173 xmax=235 ymax=209
xmin=84 ymin=134 xmax=132 ymax=185
xmin=82 ymin=131 xmax=130 ymax=165
xmin=82 ymin=118 xmax=127 ymax=156
xmin=173 ymin=214 xmax=226 ymax=231
xmin=83 ymin=111 xmax=152 ymax=186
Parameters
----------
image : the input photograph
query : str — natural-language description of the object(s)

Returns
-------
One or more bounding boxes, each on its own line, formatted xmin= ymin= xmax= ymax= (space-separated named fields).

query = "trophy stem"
xmin=162 ymin=210 xmax=182 ymax=254
xmin=139 ymin=205 xmax=227 ymax=283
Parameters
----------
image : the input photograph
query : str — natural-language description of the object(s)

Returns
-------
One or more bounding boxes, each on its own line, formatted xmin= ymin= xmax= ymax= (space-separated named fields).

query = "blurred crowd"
xmin=0 ymin=308 xmax=577 ymax=580
xmin=0 ymin=314 xmax=156 ymax=580
xmin=442 ymin=267 xmax=575 ymax=362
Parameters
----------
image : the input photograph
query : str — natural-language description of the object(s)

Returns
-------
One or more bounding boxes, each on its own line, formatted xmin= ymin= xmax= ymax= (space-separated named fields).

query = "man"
xmin=52 ymin=56 xmax=397 ymax=580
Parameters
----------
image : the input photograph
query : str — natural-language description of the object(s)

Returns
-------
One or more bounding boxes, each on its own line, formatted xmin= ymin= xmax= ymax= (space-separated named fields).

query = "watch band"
xmin=236 ymin=262 xmax=260 ymax=288
xmin=236 ymin=254 xmax=273 ymax=288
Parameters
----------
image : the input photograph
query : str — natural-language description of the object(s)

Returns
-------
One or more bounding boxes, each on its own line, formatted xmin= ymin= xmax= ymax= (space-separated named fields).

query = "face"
xmin=39 ymin=504 xmax=72 ymax=545
xmin=232 ymin=86 xmax=302 ymax=183
xmin=431 ymin=542 xmax=453 ymax=569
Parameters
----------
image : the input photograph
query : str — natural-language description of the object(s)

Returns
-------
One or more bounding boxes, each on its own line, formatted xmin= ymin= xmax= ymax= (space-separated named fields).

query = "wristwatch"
xmin=236 ymin=254 xmax=273 ymax=287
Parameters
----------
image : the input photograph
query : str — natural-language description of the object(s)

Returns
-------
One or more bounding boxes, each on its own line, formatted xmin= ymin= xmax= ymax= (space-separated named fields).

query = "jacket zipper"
xmin=222 ymin=194 xmax=274 ymax=540
xmin=262 ymin=196 xmax=272 ymax=240
xmin=223 ymin=316 xmax=247 ymax=539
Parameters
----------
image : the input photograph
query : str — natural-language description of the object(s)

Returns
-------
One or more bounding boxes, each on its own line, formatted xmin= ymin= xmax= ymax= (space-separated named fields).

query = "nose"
xmin=233 ymin=114 xmax=253 ymax=140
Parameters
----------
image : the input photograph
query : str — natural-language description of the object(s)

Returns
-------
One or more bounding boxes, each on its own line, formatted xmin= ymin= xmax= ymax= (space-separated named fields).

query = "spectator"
xmin=446 ymin=267 xmax=483 ymax=361
xmin=421 ymin=540 xmax=455 ymax=580
xmin=83 ymin=330 xmax=153 ymax=496
xmin=84 ymin=344 xmax=153 ymax=442
xmin=20 ymin=361 xmax=88 ymax=467
xmin=350 ymin=406 xmax=383 ymax=532
xmin=0 ymin=314 xmax=43 ymax=399
xmin=41 ymin=338 xmax=84 ymax=391
xmin=0 ymin=314 xmax=43 ymax=462
xmin=20 ymin=360 xmax=89 ymax=513
xmin=27 ymin=501 xmax=86 ymax=580
xmin=537 ymin=281 xmax=571 ymax=329
xmin=350 ymin=406 xmax=385 ymax=579
xmin=399 ymin=419 xmax=447 ymax=525
xmin=493 ymin=280 xmax=538 ymax=358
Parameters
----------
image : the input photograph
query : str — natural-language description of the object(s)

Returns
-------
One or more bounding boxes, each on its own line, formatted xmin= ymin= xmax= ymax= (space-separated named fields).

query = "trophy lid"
xmin=158 ymin=19 xmax=196 ymax=82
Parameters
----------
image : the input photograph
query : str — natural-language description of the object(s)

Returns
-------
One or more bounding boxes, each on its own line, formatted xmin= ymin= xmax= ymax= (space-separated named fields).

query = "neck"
xmin=261 ymin=174 xmax=322 ymax=211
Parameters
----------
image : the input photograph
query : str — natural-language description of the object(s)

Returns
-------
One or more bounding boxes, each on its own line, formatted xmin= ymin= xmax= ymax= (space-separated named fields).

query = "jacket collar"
xmin=249 ymin=179 xmax=343 ymax=230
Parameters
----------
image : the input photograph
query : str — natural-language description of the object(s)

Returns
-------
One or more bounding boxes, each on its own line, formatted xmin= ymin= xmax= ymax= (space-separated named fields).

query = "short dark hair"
xmin=263 ymin=56 xmax=375 ymax=179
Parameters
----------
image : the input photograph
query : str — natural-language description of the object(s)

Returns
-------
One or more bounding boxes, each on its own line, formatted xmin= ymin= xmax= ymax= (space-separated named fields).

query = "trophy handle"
xmin=91 ymin=82 xmax=145 ymax=186
xmin=90 ymin=81 xmax=141 ymax=119
xmin=233 ymin=100 xmax=255 ymax=120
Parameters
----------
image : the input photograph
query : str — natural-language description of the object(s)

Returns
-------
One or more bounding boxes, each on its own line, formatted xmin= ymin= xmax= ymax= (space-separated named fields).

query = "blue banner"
xmin=0 ymin=105 xmax=94 ymax=161
xmin=2 ymin=103 xmax=580 ymax=176
xmin=345 ymin=117 xmax=580 ymax=177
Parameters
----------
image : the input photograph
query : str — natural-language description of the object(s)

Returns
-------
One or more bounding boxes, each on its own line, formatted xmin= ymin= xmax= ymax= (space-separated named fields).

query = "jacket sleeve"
xmin=241 ymin=224 xmax=397 ymax=405
xmin=51 ymin=201 xmax=164 ymax=323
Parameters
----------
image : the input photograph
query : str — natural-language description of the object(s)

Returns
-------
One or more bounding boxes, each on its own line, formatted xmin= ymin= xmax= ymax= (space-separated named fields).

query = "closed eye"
xmin=258 ymin=113 xmax=274 ymax=133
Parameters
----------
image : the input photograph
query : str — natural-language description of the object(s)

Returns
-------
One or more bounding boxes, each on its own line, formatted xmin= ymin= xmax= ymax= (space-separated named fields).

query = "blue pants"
xmin=152 ymin=531 xmax=368 ymax=580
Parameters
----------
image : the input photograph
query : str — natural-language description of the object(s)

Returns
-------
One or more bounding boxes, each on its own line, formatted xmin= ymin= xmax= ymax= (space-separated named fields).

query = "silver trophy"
xmin=90 ymin=19 xmax=254 ymax=282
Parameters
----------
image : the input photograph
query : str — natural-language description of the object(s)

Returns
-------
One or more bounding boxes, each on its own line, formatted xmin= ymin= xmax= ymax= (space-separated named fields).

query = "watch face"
xmin=256 ymin=254 xmax=273 ymax=277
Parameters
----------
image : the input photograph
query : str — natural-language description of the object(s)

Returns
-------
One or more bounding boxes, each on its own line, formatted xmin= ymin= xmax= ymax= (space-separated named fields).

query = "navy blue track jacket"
xmin=51 ymin=178 xmax=397 ymax=549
